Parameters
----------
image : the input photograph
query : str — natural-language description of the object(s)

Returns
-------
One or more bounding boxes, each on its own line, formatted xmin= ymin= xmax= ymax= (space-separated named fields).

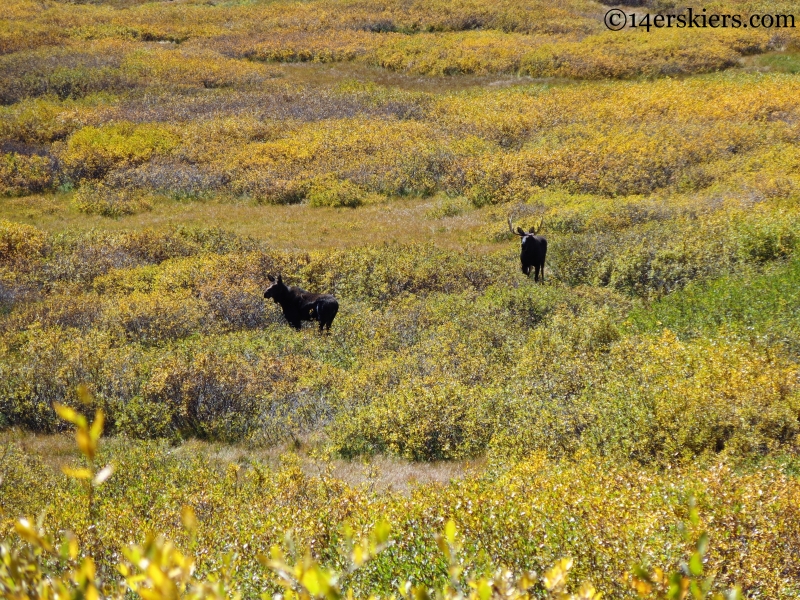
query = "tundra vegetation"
xmin=1 ymin=0 xmax=800 ymax=597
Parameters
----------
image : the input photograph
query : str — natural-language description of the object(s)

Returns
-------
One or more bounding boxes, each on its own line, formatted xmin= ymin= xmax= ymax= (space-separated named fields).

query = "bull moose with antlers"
xmin=264 ymin=274 xmax=339 ymax=332
xmin=509 ymin=216 xmax=547 ymax=282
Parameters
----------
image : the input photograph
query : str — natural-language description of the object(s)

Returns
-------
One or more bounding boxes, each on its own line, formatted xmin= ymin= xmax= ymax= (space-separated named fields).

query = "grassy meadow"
xmin=2 ymin=0 xmax=800 ymax=597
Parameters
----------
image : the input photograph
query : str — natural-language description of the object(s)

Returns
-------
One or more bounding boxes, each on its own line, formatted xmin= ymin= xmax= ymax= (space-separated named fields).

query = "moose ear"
xmin=267 ymin=274 xmax=275 ymax=282
xmin=277 ymin=274 xmax=283 ymax=284
xmin=516 ymin=227 xmax=526 ymax=235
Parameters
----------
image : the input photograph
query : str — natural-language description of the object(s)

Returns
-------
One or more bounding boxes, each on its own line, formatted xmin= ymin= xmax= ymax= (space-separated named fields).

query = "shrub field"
xmin=1 ymin=0 xmax=800 ymax=597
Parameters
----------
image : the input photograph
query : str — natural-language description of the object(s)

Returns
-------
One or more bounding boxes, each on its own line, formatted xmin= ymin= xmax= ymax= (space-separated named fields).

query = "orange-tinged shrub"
xmin=0 ymin=152 xmax=55 ymax=196
xmin=0 ymin=219 xmax=46 ymax=264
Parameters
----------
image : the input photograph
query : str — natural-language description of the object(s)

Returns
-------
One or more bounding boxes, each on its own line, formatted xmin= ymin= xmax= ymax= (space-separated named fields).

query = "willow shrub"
xmin=4 ymin=72 xmax=800 ymax=204
xmin=630 ymin=254 xmax=800 ymax=356
xmin=1 ymin=216 xmax=798 ymax=461
xmin=1 ymin=417 xmax=796 ymax=598
xmin=0 ymin=219 xmax=47 ymax=264
xmin=0 ymin=152 xmax=56 ymax=196
xmin=59 ymin=122 xmax=180 ymax=181
xmin=72 ymin=180 xmax=154 ymax=217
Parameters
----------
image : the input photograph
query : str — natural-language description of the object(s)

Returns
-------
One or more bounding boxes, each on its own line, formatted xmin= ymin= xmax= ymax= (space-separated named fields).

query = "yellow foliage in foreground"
xmin=1 ymin=404 xmax=758 ymax=599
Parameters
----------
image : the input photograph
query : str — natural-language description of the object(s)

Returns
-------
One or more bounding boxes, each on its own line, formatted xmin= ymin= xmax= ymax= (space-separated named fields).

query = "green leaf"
xmin=696 ymin=532 xmax=709 ymax=556
xmin=689 ymin=551 xmax=703 ymax=576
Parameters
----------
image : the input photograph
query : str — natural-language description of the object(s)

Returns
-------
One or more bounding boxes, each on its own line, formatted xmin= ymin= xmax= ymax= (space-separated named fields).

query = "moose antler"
xmin=508 ymin=216 xmax=525 ymax=236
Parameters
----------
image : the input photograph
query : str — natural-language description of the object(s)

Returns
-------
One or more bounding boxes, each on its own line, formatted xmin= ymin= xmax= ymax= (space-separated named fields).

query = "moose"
xmin=509 ymin=216 xmax=547 ymax=282
xmin=263 ymin=274 xmax=339 ymax=332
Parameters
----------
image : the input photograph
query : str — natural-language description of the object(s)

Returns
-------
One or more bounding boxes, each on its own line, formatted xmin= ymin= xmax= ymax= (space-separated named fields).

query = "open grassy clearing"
xmin=0 ymin=193 xmax=492 ymax=250
xmin=1 ymin=430 xmax=485 ymax=494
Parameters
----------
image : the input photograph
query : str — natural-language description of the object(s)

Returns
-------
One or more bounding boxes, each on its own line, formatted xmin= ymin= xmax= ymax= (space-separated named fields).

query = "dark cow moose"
xmin=509 ymin=217 xmax=547 ymax=282
xmin=264 ymin=274 xmax=339 ymax=332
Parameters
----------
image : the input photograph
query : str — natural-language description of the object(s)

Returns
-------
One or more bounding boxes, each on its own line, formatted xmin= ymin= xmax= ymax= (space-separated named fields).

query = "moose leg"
xmin=318 ymin=300 xmax=338 ymax=332
xmin=330 ymin=302 xmax=339 ymax=330
xmin=534 ymin=264 xmax=540 ymax=282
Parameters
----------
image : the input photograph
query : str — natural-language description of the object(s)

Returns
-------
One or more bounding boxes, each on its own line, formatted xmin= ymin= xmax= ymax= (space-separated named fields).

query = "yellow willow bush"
xmin=1 ymin=406 xmax=791 ymax=598
xmin=138 ymin=350 xmax=274 ymax=441
xmin=225 ymin=118 xmax=454 ymax=200
xmin=456 ymin=119 xmax=781 ymax=198
xmin=484 ymin=304 xmax=799 ymax=462
xmin=174 ymin=116 xmax=289 ymax=166
xmin=72 ymin=181 xmax=155 ymax=217
xmin=241 ymin=30 xmax=382 ymax=63
xmin=0 ymin=324 xmax=341 ymax=442
xmin=0 ymin=327 xmax=115 ymax=431
xmin=202 ymin=75 xmax=799 ymax=200
xmin=0 ymin=212 xmax=797 ymax=455
xmin=0 ymin=4 xmax=798 ymax=597
xmin=433 ymin=75 xmax=800 ymax=148
xmin=0 ymin=22 xmax=65 ymax=55
xmin=0 ymin=40 xmax=136 ymax=104
xmin=326 ymin=306 xmax=800 ymax=463
xmin=1 ymin=290 xmax=104 ymax=332
xmin=547 ymin=205 xmax=800 ymax=295
xmin=331 ymin=381 xmax=497 ymax=460
xmin=0 ymin=153 xmax=56 ymax=196
xmin=583 ymin=331 xmax=800 ymax=461
xmin=370 ymin=28 xmax=745 ymax=78
xmin=3 ymin=0 xmax=798 ymax=198
xmin=371 ymin=31 xmax=547 ymax=76
xmin=122 ymin=46 xmax=277 ymax=89
xmin=0 ymin=95 xmax=107 ymax=146
xmin=99 ymin=289 xmax=209 ymax=343
xmin=2 ymin=70 xmax=798 ymax=202
xmin=307 ymin=174 xmax=372 ymax=208
xmin=1 ymin=0 xmax=798 ymax=90
xmin=326 ymin=0 xmax=600 ymax=35
xmin=519 ymin=29 xmax=743 ymax=79
xmin=0 ymin=219 xmax=47 ymax=264
xmin=59 ymin=122 xmax=180 ymax=180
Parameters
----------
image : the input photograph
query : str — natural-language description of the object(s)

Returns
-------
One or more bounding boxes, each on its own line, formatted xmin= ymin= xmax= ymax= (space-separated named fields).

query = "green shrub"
xmin=307 ymin=175 xmax=366 ymax=208
xmin=630 ymin=255 xmax=800 ymax=356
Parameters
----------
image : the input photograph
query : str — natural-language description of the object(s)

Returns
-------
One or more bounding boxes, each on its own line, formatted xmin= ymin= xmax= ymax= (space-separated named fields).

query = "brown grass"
xmin=0 ymin=431 xmax=80 ymax=474
xmin=0 ymin=193 xmax=493 ymax=251
xmin=0 ymin=431 xmax=482 ymax=496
